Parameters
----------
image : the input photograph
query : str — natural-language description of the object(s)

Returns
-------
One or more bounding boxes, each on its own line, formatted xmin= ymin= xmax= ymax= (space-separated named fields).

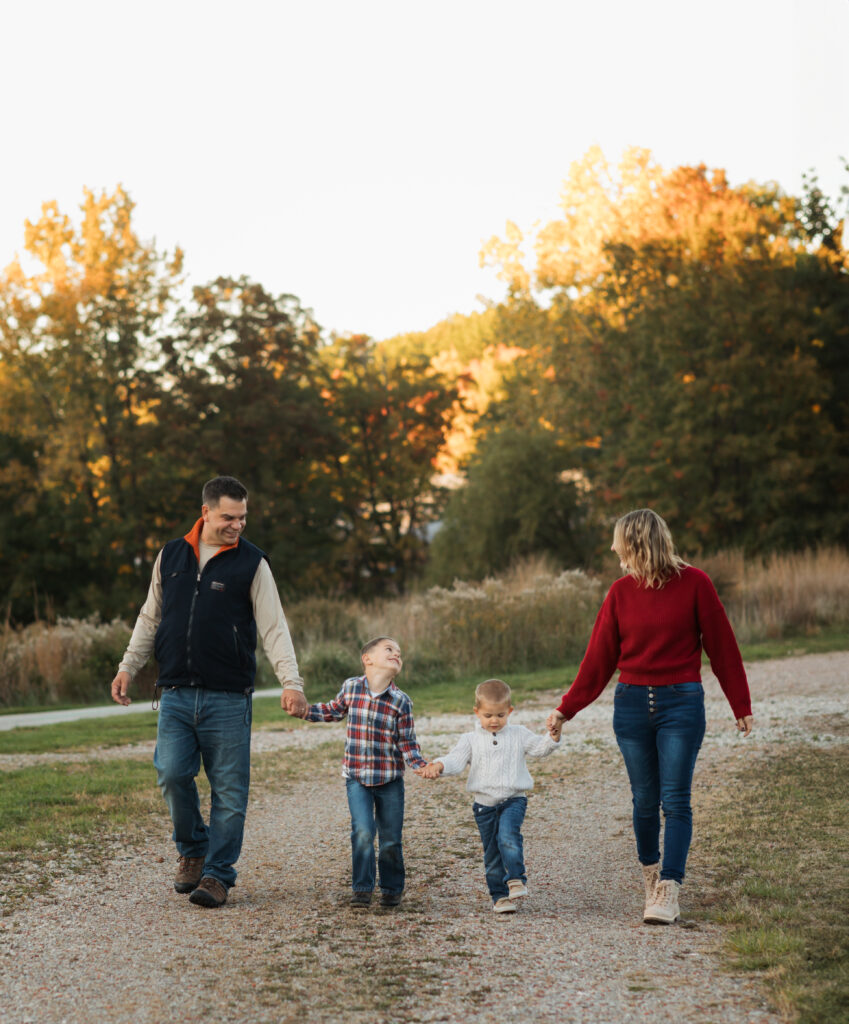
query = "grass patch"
xmin=0 ymin=758 xmax=164 ymax=913
xmin=692 ymin=744 xmax=849 ymax=1023
xmin=0 ymin=760 xmax=160 ymax=852
xmin=735 ymin=627 xmax=849 ymax=662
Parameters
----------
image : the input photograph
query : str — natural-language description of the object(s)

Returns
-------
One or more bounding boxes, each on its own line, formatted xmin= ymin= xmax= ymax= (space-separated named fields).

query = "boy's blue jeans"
xmin=345 ymin=777 xmax=406 ymax=895
xmin=153 ymin=686 xmax=252 ymax=889
xmin=473 ymin=796 xmax=527 ymax=902
xmin=612 ymin=681 xmax=706 ymax=885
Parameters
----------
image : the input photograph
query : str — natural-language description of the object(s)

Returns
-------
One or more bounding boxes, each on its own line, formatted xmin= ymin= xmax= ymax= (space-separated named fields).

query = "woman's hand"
xmin=546 ymin=710 xmax=566 ymax=741
xmin=736 ymin=715 xmax=753 ymax=737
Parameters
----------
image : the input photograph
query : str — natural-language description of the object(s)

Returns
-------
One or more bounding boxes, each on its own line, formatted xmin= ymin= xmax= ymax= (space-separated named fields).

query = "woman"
xmin=547 ymin=509 xmax=753 ymax=924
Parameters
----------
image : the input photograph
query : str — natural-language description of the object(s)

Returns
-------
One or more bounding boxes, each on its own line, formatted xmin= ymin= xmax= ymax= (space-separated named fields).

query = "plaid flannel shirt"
xmin=305 ymin=675 xmax=426 ymax=786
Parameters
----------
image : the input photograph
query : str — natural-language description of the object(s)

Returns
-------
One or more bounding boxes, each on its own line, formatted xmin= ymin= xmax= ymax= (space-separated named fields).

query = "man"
xmin=111 ymin=475 xmax=307 ymax=908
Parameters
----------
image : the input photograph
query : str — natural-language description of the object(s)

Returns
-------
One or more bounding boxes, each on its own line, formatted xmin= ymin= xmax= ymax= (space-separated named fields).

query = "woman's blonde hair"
xmin=613 ymin=509 xmax=687 ymax=589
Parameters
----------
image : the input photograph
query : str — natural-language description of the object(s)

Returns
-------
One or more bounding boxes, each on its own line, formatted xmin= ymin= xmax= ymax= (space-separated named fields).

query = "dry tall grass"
xmin=3 ymin=549 xmax=848 ymax=706
xmin=697 ymin=547 xmax=849 ymax=642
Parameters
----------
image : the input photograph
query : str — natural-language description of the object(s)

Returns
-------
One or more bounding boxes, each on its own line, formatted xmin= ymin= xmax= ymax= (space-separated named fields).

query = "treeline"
xmin=1 ymin=148 xmax=847 ymax=623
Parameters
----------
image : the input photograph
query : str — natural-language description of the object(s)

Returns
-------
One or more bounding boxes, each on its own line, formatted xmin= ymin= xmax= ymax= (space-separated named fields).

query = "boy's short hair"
xmin=474 ymin=678 xmax=512 ymax=707
xmin=361 ymin=636 xmax=399 ymax=658
xmin=202 ymin=476 xmax=248 ymax=507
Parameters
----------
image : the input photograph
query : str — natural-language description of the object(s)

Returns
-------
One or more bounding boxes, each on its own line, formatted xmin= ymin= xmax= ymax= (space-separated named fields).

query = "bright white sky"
xmin=2 ymin=0 xmax=847 ymax=340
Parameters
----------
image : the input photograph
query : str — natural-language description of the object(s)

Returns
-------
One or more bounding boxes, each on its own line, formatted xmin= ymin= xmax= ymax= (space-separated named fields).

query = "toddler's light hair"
xmin=474 ymin=678 xmax=512 ymax=707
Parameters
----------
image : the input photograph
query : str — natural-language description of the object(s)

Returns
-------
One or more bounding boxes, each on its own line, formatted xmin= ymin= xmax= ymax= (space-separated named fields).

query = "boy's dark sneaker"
xmin=189 ymin=876 xmax=228 ymax=908
xmin=174 ymin=856 xmax=205 ymax=894
xmin=380 ymin=890 xmax=403 ymax=907
xmin=349 ymin=891 xmax=372 ymax=908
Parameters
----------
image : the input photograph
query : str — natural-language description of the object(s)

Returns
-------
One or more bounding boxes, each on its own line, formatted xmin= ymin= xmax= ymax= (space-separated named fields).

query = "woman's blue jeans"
xmin=345 ymin=777 xmax=406 ymax=895
xmin=473 ymin=796 xmax=527 ymax=902
xmin=153 ymin=686 xmax=252 ymax=889
xmin=612 ymin=682 xmax=705 ymax=885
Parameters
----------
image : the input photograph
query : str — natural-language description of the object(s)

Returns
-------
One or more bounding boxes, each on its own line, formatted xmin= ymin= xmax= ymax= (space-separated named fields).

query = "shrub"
xmin=300 ymin=644 xmax=361 ymax=694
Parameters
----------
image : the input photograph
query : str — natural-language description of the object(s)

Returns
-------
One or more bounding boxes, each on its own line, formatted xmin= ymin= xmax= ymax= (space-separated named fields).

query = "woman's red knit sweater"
xmin=557 ymin=566 xmax=752 ymax=721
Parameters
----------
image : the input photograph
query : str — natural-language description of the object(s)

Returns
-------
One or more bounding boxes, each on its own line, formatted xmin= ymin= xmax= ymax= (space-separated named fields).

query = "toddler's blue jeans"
xmin=473 ymin=795 xmax=527 ymax=902
xmin=612 ymin=681 xmax=706 ymax=884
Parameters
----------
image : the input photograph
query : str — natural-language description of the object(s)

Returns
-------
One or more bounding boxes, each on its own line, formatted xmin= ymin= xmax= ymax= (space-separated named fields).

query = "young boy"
xmin=300 ymin=636 xmax=426 ymax=909
xmin=420 ymin=678 xmax=560 ymax=913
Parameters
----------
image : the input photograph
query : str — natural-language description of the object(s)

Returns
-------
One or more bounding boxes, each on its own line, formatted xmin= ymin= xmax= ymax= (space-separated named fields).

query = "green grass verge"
xmin=693 ymin=744 xmax=849 ymax=1024
xmin=0 ymin=759 xmax=161 ymax=852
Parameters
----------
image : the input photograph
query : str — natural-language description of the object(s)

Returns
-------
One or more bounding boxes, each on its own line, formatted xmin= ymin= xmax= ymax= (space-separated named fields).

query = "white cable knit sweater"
xmin=436 ymin=722 xmax=561 ymax=807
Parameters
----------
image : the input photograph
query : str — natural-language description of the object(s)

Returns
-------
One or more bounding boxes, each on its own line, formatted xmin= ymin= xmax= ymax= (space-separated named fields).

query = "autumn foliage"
xmin=1 ymin=148 xmax=847 ymax=620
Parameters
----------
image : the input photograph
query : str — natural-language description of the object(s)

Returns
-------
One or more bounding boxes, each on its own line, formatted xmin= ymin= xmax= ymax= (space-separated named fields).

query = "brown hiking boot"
xmin=189 ymin=875 xmax=228 ymax=908
xmin=174 ymin=856 xmax=205 ymax=894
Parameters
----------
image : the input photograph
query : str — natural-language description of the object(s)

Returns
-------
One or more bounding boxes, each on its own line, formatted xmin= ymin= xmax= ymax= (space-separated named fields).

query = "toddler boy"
xmin=421 ymin=678 xmax=560 ymax=913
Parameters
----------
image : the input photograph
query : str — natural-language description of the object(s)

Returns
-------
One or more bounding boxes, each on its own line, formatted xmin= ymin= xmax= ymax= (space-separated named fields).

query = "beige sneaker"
xmin=641 ymin=862 xmax=659 ymax=916
xmin=507 ymin=879 xmax=528 ymax=899
xmin=174 ymin=855 xmax=205 ymax=894
xmin=643 ymin=879 xmax=680 ymax=924
xmin=493 ymin=897 xmax=517 ymax=914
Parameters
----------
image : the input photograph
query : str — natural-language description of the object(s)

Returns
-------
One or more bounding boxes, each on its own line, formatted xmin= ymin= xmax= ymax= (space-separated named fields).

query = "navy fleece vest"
xmin=154 ymin=536 xmax=267 ymax=692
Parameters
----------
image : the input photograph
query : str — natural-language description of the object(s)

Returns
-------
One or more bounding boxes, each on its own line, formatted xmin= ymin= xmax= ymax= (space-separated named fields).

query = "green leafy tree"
xmin=320 ymin=335 xmax=460 ymax=594
xmin=427 ymin=424 xmax=597 ymax=584
xmin=482 ymin=152 xmax=849 ymax=554
xmin=160 ymin=277 xmax=341 ymax=594
xmin=0 ymin=187 xmax=183 ymax=619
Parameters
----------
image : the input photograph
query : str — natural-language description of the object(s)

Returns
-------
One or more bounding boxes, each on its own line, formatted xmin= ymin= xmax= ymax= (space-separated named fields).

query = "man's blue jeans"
xmin=153 ymin=686 xmax=252 ymax=889
xmin=612 ymin=681 xmax=706 ymax=885
xmin=345 ymin=777 xmax=405 ymax=895
xmin=473 ymin=796 xmax=527 ymax=902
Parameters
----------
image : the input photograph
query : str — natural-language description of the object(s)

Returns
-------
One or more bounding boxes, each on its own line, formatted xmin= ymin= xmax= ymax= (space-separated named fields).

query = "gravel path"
xmin=1 ymin=652 xmax=847 ymax=1024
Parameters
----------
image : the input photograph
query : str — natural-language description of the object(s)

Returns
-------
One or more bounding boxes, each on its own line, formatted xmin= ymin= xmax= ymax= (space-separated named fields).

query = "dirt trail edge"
xmin=1 ymin=651 xmax=847 ymax=1024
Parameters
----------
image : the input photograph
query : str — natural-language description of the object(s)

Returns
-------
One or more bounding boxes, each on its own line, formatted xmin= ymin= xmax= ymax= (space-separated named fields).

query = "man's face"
xmin=201 ymin=496 xmax=247 ymax=547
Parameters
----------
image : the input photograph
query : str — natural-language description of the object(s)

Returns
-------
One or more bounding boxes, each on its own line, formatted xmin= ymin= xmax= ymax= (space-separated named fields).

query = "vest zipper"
xmin=186 ymin=570 xmax=201 ymax=679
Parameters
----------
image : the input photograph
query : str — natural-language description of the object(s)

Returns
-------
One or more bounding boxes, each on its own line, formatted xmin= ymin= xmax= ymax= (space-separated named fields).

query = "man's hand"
xmin=546 ymin=709 xmax=566 ymax=741
xmin=281 ymin=688 xmax=308 ymax=718
xmin=414 ymin=762 xmax=444 ymax=779
xmin=110 ymin=671 xmax=132 ymax=706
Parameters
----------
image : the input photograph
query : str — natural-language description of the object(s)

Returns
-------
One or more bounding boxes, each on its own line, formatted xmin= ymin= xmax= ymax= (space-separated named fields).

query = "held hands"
xmin=736 ymin=715 xmax=754 ymax=737
xmin=281 ymin=688 xmax=308 ymax=718
xmin=414 ymin=762 xmax=444 ymax=780
xmin=110 ymin=671 xmax=132 ymax=706
xmin=546 ymin=710 xmax=566 ymax=741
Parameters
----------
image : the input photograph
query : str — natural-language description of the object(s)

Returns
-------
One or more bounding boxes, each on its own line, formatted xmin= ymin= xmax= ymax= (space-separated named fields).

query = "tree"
xmin=160 ymin=277 xmax=341 ymax=595
xmin=426 ymin=424 xmax=597 ymax=584
xmin=0 ymin=187 xmax=183 ymax=619
xmin=481 ymin=150 xmax=849 ymax=554
xmin=319 ymin=335 xmax=460 ymax=594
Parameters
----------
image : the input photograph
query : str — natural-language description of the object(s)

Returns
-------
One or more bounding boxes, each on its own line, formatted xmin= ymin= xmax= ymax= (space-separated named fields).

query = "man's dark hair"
xmin=202 ymin=476 xmax=248 ymax=507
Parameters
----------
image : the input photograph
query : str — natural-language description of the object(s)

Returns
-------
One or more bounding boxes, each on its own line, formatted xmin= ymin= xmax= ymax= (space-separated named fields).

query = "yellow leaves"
xmin=483 ymin=146 xmax=803 ymax=298
xmin=682 ymin=373 xmax=696 ymax=384
xmin=87 ymin=455 xmax=111 ymax=478
xmin=584 ymin=435 xmax=602 ymax=449
xmin=812 ymin=404 xmax=822 ymax=414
